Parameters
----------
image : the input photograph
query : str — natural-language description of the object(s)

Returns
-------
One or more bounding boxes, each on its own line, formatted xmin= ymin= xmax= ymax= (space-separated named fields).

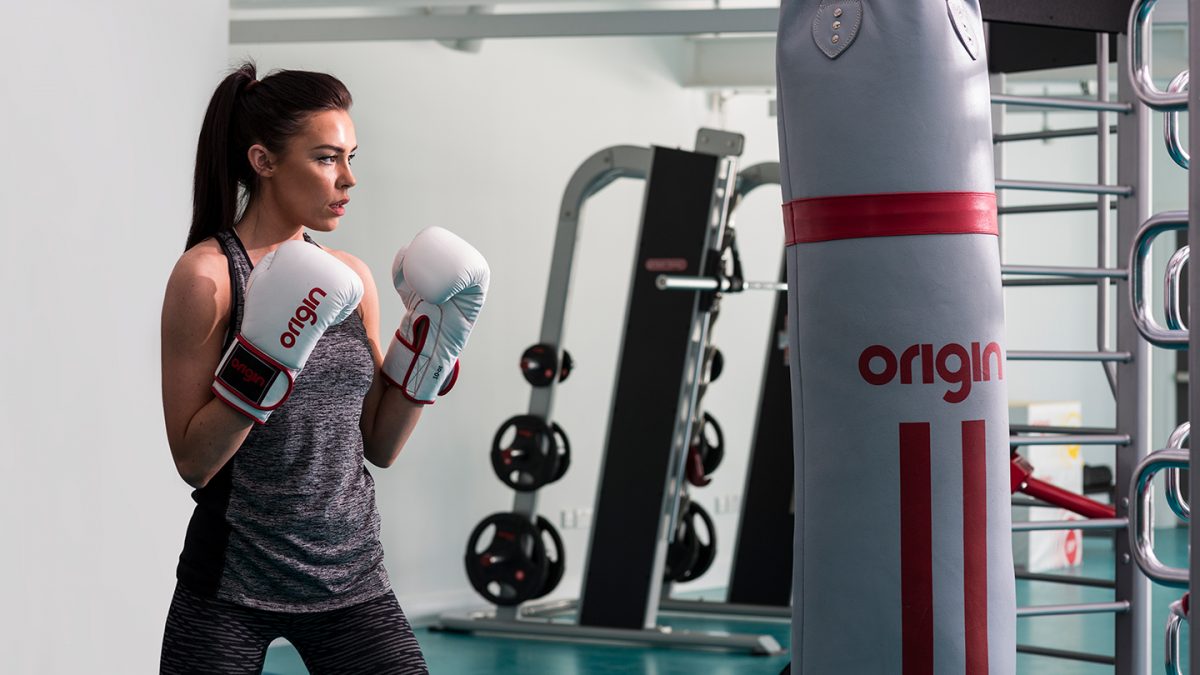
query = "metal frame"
xmin=1189 ymin=0 xmax=1200 ymax=668
xmin=995 ymin=28 xmax=1154 ymax=672
xmin=438 ymin=139 xmax=784 ymax=655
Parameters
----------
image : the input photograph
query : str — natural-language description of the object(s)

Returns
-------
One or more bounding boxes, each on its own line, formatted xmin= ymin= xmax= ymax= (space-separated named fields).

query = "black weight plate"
xmin=491 ymin=415 xmax=558 ymax=492
xmin=699 ymin=412 xmax=725 ymax=476
xmin=463 ymin=512 xmax=550 ymax=606
xmin=531 ymin=516 xmax=566 ymax=599
xmin=679 ymin=501 xmax=717 ymax=583
xmin=550 ymin=422 xmax=571 ymax=484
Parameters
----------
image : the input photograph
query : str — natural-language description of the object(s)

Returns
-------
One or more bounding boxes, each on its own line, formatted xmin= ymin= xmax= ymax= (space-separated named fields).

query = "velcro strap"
xmin=215 ymin=339 xmax=285 ymax=408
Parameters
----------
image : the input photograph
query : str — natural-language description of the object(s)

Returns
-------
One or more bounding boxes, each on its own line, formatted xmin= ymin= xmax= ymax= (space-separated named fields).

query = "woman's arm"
xmin=161 ymin=242 xmax=255 ymax=488
xmin=334 ymin=251 xmax=424 ymax=468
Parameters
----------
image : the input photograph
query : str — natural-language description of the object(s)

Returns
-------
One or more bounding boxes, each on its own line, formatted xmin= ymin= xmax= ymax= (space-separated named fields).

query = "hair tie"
xmin=245 ymin=79 xmax=260 ymax=92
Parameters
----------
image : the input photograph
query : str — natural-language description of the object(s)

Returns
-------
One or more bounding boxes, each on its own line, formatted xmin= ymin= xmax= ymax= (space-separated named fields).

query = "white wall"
xmin=0 ymin=2 xmax=228 ymax=673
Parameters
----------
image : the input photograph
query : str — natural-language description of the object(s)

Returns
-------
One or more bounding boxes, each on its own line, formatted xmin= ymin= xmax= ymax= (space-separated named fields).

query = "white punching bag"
xmin=776 ymin=1 xmax=1015 ymax=673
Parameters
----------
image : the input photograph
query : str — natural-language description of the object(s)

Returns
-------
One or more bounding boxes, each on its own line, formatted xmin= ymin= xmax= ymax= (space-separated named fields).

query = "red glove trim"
xmin=212 ymin=335 xmax=295 ymax=413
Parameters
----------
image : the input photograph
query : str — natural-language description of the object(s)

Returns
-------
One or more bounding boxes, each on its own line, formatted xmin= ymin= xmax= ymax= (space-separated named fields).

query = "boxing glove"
xmin=382 ymin=227 xmax=490 ymax=404
xmin=212 ymin=239 xmax=364 ymax=423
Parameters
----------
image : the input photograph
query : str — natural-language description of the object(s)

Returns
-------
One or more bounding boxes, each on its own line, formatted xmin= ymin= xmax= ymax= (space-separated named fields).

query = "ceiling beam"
xmin=231 ymin=8 xmax=779 ymax=43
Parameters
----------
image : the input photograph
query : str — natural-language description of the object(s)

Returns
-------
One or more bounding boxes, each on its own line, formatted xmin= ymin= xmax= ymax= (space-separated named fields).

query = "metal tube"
xmin=1166 ymin=245 xmax=1190 ymax=330
xmin=999 ymin=201 xmax=1114 ymax=215
xmin=1016 ymin=645 xmax=1116 ymax=665
xmin=1011 ymin=434 xmax=1130 ymax=446
xmin=1129 ymin=211 xmax=1190 ymax=347
xmin=996 ymin=179 xmax=1133 ymax=196
xmin=1189 ymin=0 xmax=1200 ymax=666
xmin=994 ymin=125 xmax=1117 ymax=144
xmin=1012 ymin=518 xmax=1127 ymax=532
xmin=1003 ymin=278 xmax=1110 ymax=288
xmin=1012 ymin=424 xmax=1119 ymax=435
xmin=1015 ymin=571 xmax=1117 ymax=589
xmin=1002 ymin=265 xmax=1126 ymax=279
xmin=1097 ymin=37 xmax=1118 ymax=397
xmin=1007 ymin=351 xmax=1132 ymax=363
xmin=1016 ymin=601 xmax=1131 ymax=617
xmin=654 ymin=275 xmax=786 ymax=292
xmin=1165 ymin=70 xmax=1191 ymax=168
xmin=991 ymin=93 xmax=1132 ymax=114
xmin=1127 ymin=448 xmax=1189 ymax=587
xmin=1127 ymin=0 xmax=1189 ymax=110
xmin=1166 ymin=596 xmax=1188 ymax=675
xmin=1166 ymin=422 xmax=1190 ymax=520
xmin=1115 ymin=33 xmax=1154 ymax=671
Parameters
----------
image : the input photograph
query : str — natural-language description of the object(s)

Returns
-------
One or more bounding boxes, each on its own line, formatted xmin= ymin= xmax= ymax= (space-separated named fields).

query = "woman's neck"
xmin=234 ymin=198 xmax=304 ymax=255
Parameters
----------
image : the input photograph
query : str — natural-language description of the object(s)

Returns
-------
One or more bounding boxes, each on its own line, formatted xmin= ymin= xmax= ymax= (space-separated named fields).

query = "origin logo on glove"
xmin=280 ymin=287 xmax=328 ymax=348
xmin=218 ymin=343 xmax=282 ymax=405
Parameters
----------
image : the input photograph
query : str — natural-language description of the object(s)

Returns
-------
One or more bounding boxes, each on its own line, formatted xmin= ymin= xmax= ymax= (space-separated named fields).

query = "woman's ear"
xmin=247 ymin=144 xmax=275 ymax=177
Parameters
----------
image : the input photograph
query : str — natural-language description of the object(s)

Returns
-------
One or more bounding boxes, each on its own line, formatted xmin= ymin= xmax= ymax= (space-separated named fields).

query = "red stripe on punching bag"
xmin=783 ymin=192 xmax=998 ymax=245
xmin=899 ymin=422 xmax=933 ymax=675
xmin=962 ymin=420 xmax=989 ymax=675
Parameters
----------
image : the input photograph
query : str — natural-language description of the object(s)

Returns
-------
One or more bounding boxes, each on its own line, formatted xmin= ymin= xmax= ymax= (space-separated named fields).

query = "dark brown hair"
xmin=186 ymin=61 xmax=353 ymax=249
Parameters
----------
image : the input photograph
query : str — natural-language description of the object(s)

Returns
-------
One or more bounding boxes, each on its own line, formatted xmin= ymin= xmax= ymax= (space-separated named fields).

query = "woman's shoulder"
xmin=324 ymin=246 xmax=373 ymax=280
xmin=164 ymin=238 xmax=231 ymax=314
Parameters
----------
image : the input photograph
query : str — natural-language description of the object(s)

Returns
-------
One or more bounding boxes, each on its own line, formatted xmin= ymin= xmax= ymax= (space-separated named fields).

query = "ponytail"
xmin=185 ymin=61 xmax=352 ymax=250
xmin=187 ymin=63 xmax=256 ymax=250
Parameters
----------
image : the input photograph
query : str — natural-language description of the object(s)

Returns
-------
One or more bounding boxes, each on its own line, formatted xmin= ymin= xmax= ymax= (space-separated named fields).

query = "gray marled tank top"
xmin=177 ymin=230 xmax=390 ymax=612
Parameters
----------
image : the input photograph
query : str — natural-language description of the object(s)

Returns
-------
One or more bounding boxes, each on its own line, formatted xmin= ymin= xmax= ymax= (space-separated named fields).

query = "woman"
xmin=159 ymin=62 xmax=487 ymax=674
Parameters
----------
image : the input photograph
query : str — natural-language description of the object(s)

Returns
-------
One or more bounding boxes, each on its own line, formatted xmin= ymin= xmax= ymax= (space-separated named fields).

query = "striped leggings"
xmin=160 ymin=583 xmax=428 ymax=674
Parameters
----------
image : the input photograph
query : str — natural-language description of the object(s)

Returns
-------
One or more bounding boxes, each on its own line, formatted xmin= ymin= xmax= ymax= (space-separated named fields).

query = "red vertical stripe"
xmin=962 ymin=420 xmax=989 ymax=674
xmin=900 ymin=422 xmax=933 ymax=675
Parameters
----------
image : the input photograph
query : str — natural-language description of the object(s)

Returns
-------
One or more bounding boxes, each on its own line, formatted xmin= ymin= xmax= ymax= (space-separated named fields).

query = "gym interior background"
xmin=1 ymin=0 xmax=1193 ymax=672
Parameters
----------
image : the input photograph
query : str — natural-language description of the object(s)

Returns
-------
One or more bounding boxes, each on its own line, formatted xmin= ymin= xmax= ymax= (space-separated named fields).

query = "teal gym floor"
xmin=263 ymin=528 xmax=1189 ymax=674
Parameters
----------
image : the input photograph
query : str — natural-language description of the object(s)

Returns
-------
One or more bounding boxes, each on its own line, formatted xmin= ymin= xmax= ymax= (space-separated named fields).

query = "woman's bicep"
xmin=160 ymin=258 xmax=229 ymax=451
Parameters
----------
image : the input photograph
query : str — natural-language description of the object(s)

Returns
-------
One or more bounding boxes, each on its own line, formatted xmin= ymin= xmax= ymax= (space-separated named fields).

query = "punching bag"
xmin=776 ymin=1 xmax=1015 ymax=673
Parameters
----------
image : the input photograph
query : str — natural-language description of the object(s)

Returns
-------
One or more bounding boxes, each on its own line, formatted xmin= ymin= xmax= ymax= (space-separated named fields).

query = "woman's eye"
xmin=318 ymin=156 xmax=336 ymax=164
xmin=348 ymin=153 xmax=356 ymax=165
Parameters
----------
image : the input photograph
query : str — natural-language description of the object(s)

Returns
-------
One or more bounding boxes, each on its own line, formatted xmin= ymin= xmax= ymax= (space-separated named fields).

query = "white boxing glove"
xmin=382 ymin=227 xmax=490 ymax=403
xmin=212 ymin=239 xmax=364 ymax=423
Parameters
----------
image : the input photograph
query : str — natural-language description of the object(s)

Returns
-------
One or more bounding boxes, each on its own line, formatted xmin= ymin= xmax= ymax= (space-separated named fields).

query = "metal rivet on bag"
xmin=833 ymin=7 xmax=843 ymax=17
xmin=831 ymin=35 xmax=840 ymax=43
xmin=832 ymin=20 xmax=841 ymax=29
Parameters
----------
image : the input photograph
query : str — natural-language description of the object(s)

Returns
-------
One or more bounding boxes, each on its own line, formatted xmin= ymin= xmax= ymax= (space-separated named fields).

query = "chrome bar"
xmin=994 ymin=125 xmax=1117 ymax=144
xmin=1002 ymin=265 xmax=1127 ymax=279
xmin=1012 ymin=424 xmax=1119 ymax=435
xmin=1016 ymin=601 xmax=1131 ymax=617
xmin=1012 ymin=434 xmax=1131 ymax=446
xmin=1007 ymin=350 xmax=1132 ymax=363
xmin=1128 ymin=0 xmax=1188 ymax=110
xmin=654 ymin=275 xmax=786 ymax=292
xmin=1166 ymin=70 xmax=1191 ymax=168
xmin=1003 ymin=278 xmax=1108 ymax=287
xmin=1166 ymin=422 xmax=1191 ymax=521
xmin=996 ymin=179 xmax=1134 ymax=196
xmin=1012 ymin=518 xmax=1127 ymax=532
xmin=1015 ymin=571 xmax=1117 ymax=589
xmin=1129 ymin=211 xmax=1189 ymax=347
xmin=1166 ymin=595 xmax=1188 ymax=675
xmin=1097 ymin=40 xmax=1117 ymax=398
xmin=1128 ymin=448 xmax=1190 ymax=587
xmin=999 ymin=201 xmax=1116 ymax=215
xmin=1016 ymin=645 xmax=1115 ymax=665
xmin=1166 ymin=245 xmax=1190 ymax=331
xmin=992 ymin=93 xmax=1133 ymax=114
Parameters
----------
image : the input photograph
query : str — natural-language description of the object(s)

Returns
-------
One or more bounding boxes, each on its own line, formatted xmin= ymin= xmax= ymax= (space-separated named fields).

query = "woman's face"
xmin=265 ymin=109 xmax=357 ymax=233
